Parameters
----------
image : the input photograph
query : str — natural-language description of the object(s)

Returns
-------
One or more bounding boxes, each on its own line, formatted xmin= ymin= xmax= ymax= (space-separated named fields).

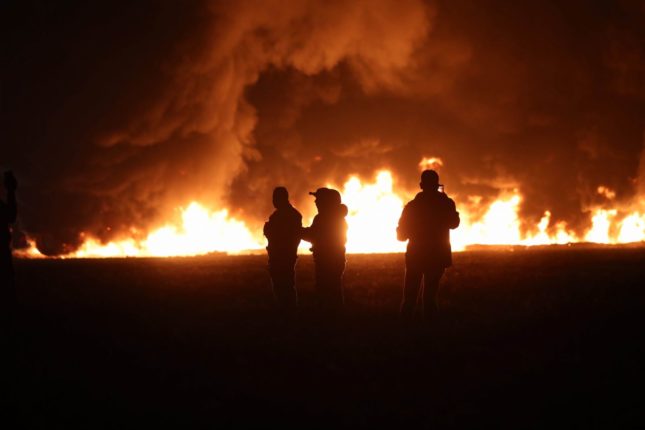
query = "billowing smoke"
xmin=3 ymin=0 xmax=644 ymax=255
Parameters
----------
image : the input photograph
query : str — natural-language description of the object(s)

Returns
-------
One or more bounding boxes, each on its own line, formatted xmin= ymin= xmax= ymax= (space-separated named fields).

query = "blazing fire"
xmin=69 ymin=205 xmax=260 ymax=258
xmin=339 ymin=172 xmax=644 ymax=253
xmin=341 ymin=172 xmax=407 ymax=254
xmin=16 ymin=168 xmax=645 ymax=259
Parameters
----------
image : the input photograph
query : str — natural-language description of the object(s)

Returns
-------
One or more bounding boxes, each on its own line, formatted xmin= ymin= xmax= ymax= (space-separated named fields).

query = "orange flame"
xmin=597 ymin=186 xmax=616 ymax=200
xmin=67 ymin=203 xmax=262 ymax=258
xmin=14 ymin=239 xmax=47 ymax=259
xmin=341 ymin=171 xmax=406 ymax=253
xmin=419 ymin=156 xmax=443 ymax=171
xmin=18 ymin=170 xmax=645 ymax=258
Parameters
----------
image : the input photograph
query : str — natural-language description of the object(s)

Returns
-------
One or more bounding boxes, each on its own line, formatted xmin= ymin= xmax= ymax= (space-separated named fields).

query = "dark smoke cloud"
xmin=237 ymin=0 xmax=645 ymax=234
xmin=3 ymin=0 xmax=644 ymax=254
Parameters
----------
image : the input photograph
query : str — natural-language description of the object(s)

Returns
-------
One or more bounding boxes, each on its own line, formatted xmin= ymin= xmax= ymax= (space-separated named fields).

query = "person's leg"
xmin=421 ymin=266 xmax=444 ymax=324
xmin=401 ymin=255 xmax=422 ymax=320
xmin=314 ymin=258 xmax=328 ymax=310
xmin=329 ymin=260 xmax=345 ymax=310
xmin=282 ymin=258 xmax=297 ymax=310
xmin=268 ymin=256 xmax=284 ymax=305
xmin=314 ymin=255 xmax=344 ymax=314
xmin=270 ymin=260 xmax=297 ymax=312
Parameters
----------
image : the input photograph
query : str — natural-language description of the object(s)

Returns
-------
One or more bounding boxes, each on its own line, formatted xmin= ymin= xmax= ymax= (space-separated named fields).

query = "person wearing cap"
xmin=1 ymin=171 xmax=18 ymax=309
xmin=301 ymin=187 xmax=348 ymax=312
xmin=263 ymin=187 xmax=303 ymax=313
xmin=397 ymin=169 xmax=460 ymax=323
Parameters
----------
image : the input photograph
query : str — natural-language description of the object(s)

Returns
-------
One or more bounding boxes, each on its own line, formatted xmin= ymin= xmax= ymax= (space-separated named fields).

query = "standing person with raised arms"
xmin=397 ymin=169 xmax=460 ymax=324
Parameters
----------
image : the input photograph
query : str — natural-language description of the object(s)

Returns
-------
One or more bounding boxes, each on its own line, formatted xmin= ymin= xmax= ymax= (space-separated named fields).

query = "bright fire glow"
xmin=18 ymin=170 xmax=645 ymax=258
xmin=617 ymin=213 xmax=645 ymax=243
xmin=419 ymin=156 xmax=443 ymax=170
xmin=342 ymin=171 xmax=406 ymax=253
xmin=584 ymin=209 xmax=616 ymax=244
xmin=14 ymin=239 xmax=47 ymax=259
xmin=69 ymin=203 xmax=262 ymax=258
xmin=597 ymin=186 xmax=616 ymax=199
xmin=332 ymin=172 xmax=643 ymax=253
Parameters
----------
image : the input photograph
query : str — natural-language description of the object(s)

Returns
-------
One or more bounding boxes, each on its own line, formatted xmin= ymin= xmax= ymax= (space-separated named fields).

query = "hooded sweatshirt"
xmin=302 ymin=203 xmax=348 ymax=259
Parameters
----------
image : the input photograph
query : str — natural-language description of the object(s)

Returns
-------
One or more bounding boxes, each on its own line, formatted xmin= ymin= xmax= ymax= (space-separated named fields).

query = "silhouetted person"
xmin=1 ymin=171 xmax=17 ymax=306
xmin=397 ymin=170 xmax=459 ymax=323
xmin=301 ymin=188 xmax=348 ymax=313
xmin=264 ymin=187 xmax=302 ymax=313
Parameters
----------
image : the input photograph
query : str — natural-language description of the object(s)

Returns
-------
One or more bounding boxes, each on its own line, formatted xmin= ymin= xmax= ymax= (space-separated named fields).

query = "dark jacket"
xmin=0 ymin=197 xmax=17 ymax=248
xmin=264 ymin=204 xmax=302 ymax=258
xmin=302 ymin=204 xmax=348 ymax=261
xmin=397 ymin=191 xmax=460 ymax=267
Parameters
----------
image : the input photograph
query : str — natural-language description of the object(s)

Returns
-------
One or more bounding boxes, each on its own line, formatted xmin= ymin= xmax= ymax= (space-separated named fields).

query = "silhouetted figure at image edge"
xmin=301 ymin=188 xmax=348 ymax=313
xmin=263 ymin=187 xmax=302 ymax=312
xmin=1 ymin=171 xmax=18 ymax=305
xmin=397 ymin=169 xmax=460 ymax=323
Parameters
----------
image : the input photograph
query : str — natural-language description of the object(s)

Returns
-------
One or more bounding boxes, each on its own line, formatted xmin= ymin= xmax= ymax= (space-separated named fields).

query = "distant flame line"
xmin=14 ymin=171 xmax=645 ymax=258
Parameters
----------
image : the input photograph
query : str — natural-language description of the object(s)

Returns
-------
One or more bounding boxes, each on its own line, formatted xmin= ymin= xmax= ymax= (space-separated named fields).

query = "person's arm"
xmin=263 ymin=213 xmax=275 ymax=240
xmin=340 ymin=205 xmax=348 ymax=245
xmin=396 ymin=204 xmax=410 ymax=241
xmin=447 ymin=199 xmax=460 ymax=229
xmin=4 ymin=172 xmax=17 ymax=223
xmin=300 ymin=217 xmax=317 ymax=243
xmin=341 ymin=219 xmax=348 ymax=245
xmin=291 ymin=211 xmax=303 ymax=232
xmin=292 ymin=213 xmax=303 ymax=242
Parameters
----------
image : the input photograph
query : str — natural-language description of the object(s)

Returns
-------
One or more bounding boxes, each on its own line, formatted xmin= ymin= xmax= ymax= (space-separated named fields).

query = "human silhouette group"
xmin=2 ymin=169 xmax=460 ymax=324
xmin=264 ymin=169 xmax=460 ymax=322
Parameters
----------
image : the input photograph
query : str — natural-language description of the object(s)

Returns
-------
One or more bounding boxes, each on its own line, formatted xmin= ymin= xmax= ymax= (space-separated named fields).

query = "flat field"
xmin=10 ymin=247 xmax=645 ymax=427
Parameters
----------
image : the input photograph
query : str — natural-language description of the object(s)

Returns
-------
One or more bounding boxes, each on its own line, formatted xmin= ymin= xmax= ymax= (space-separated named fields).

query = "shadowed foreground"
xmin=10 ymin=247 xmax=645 ymax=427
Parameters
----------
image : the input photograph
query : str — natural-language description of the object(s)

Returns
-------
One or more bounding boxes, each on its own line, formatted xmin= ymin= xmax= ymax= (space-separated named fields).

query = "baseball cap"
xmin=309 ymin=187 xmax=342 ymax=205
xmin=309 ymin=187 xmax=331 ymax=197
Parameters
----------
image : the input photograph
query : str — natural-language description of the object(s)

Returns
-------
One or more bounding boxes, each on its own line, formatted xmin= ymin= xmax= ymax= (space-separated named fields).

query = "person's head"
xmin=309 ymin=187 xmax=329 ymax=212
xmin=309 ymin=187 xmax=342 ymax=213
xmin=272 ymin=186 xmax=290 ymax=209
xmin=420 ymin=169 xmax=440 ymax=191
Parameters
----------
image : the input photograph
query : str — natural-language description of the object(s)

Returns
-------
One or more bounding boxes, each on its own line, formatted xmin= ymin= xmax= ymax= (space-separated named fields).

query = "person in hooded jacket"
xmin=263 ymin=187 xmax=302 ymax=313
xmin=397 ymin=170 xmax=460 ymax=323
xmin=301 ymin=188 xmax=348 ymax=312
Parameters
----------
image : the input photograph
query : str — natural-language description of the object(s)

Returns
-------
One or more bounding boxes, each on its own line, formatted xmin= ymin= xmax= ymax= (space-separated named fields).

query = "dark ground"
xmin=8 ymin=247 xmax=645 ymax=428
